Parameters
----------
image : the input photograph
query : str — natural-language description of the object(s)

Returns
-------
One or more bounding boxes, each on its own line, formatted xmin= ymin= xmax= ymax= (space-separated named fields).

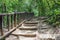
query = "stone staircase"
xmin=9 ymin=20 xmax=38 ymax=40
xmin=6 ymin=17 xmax=59 ymax=40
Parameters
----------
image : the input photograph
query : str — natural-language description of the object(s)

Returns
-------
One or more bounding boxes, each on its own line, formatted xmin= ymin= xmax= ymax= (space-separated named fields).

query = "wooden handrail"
xmin=0 ymin=17 xmax=34 ymax=40
xmin=0 ymin=20 xmax=26 ymax=40
xmin=0 ymin=12 xmax=34 ymax=40
xmin=0 ymin=12 xmax=33 ymax=16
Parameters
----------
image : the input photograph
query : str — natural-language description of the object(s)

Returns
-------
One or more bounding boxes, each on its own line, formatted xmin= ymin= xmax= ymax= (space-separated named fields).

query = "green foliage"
xmin=36 ymin=0 xmax=60 ymax=26
xmin=0 ymin=0 xmax=60 ymax=26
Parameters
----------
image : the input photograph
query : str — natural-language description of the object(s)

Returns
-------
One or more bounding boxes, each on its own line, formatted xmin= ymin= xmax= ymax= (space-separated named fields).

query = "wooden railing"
xmin=0 ymin=12 xmax=34 ymax=40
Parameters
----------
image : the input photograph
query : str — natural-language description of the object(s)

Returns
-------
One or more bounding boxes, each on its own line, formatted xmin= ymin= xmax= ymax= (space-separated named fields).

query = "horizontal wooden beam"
xmin=0 ymin=12 xmax=34 ymax=16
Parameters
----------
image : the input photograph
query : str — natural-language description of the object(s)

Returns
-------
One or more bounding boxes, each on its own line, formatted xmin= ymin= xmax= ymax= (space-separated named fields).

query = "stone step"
xmin=22 ymin=25 xmax=37 ymax=28
xmin=23 ymin=21 xmax=38 ymax=26
xmin=23 ymin=24 xmax=37 ymax=26
xmin=24 ymin=21 xmax=38 ymax=24
xmin=20 ymin=25 xmax=37 ymax=29
xmin=12 ymin=29 xmax=36 ymax=37
xmin=19 ymin=36 xmax=36 ymax=40
xmin=12 ymin=34 xmax=36 ymax=37
xmin=19 ymin=27 xmax=37 ymax=30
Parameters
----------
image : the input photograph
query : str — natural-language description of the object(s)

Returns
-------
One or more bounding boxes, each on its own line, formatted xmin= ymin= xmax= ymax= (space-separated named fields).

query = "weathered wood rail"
xmin=0 ymin=12 xmax=34 ymax=40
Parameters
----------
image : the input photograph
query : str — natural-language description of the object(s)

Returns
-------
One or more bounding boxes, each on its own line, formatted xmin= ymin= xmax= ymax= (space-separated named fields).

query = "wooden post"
xmin=17 ymin=14 xmax=20 ymax=25
xmin=0 ymin=15 xmax=3 ymax=36
xmin=16 ymin=14 xmax=18 ymax=25
xmin=19 ymin=14 xmax=21 ymax=22
xmin=7 ymin=15 xmax=10 ymax=31
xmin=24 ymin=13 xmax=26 ymax=20
xmin=20 ymin=13 xmax=22 ymax=22
xmin=21 ymin=13 xmax=23 ymax=20
xmin=14 ymin=14 xmax=16 ymax=27
xmin=11 ymin=15 xmax=13 ymax=29
xmin=12 ymin=15 xmax=14 ymax=28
